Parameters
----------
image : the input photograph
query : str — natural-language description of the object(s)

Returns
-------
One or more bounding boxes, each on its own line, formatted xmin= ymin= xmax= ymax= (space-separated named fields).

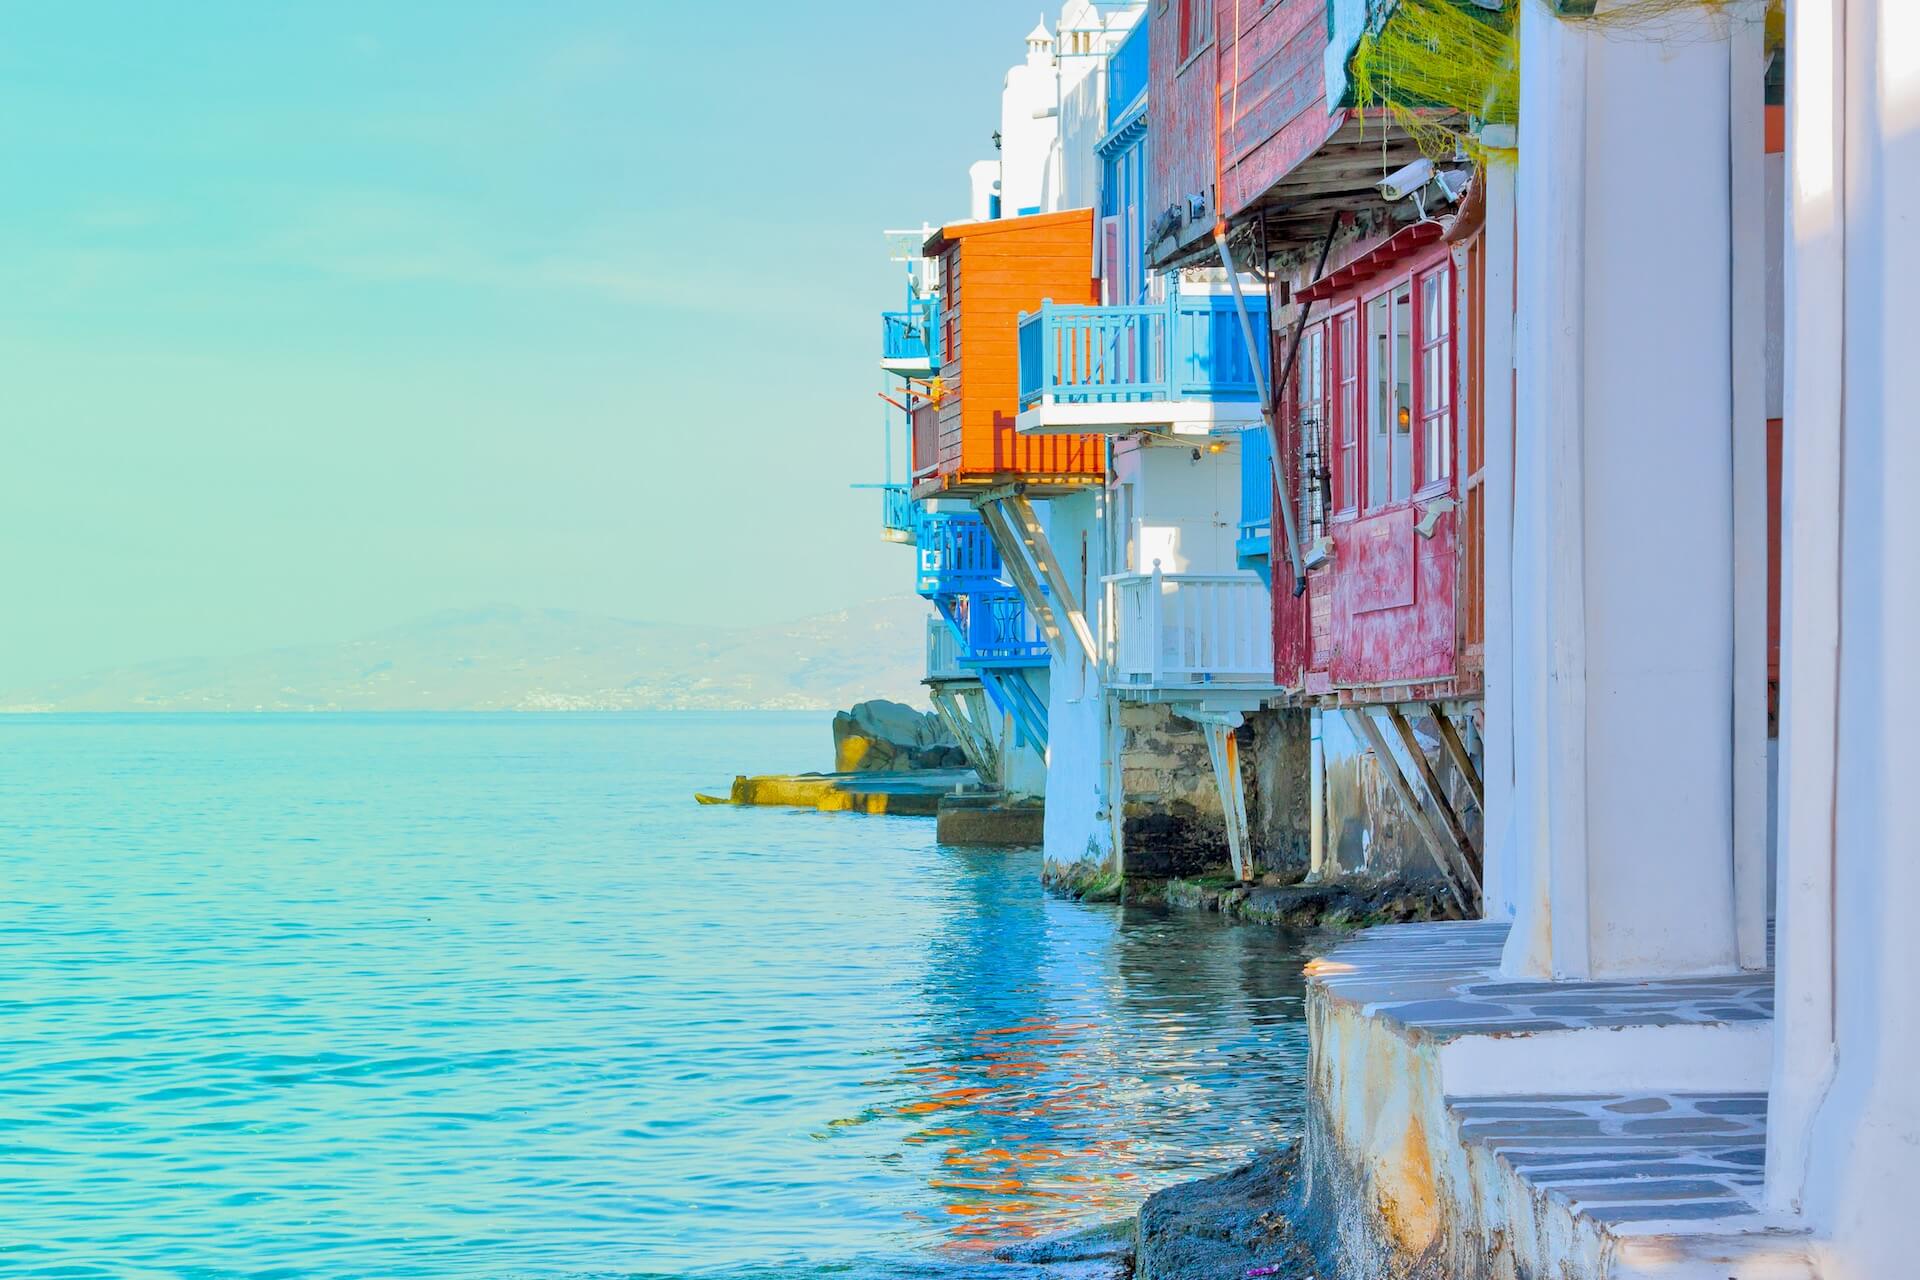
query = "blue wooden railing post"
xmin=1039 ymin=299 xmax=1054 ymax=404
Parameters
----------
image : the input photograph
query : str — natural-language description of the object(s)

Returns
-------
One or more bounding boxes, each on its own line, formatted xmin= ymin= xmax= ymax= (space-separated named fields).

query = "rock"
xmin=994 ymin=1216 xmax=1134 ymax=1266
xmin=830 ymin=699 xmax=959 ymax=773
xmin=1135 ymin=1145 xmax=1321 ymax=1280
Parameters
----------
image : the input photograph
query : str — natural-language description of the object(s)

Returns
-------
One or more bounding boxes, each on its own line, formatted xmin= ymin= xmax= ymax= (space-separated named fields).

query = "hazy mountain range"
xmin=1 ymin=598 xmax=930 ymax=713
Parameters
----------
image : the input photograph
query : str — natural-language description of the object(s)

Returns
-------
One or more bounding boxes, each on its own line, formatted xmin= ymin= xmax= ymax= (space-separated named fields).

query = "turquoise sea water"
xmin=0 ymin=713 xmax=1310 ymax=1279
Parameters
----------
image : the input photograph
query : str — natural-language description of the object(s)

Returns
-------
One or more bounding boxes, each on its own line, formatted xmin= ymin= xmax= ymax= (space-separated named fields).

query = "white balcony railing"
xmin=925 ymin=616 xmax=967 ymax=683
xmin=1103 ymin=565 xmax=1275 ymax=686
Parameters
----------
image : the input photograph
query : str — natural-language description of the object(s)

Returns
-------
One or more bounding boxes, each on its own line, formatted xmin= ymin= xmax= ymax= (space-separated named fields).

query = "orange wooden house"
xmin=912 ymin=210 xmax=1106 ymax=499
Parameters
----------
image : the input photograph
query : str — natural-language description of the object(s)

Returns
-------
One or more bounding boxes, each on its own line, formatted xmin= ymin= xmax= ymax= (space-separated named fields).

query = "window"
xmin=1177 ymin=0 xmax=1209 ymax=63
xmin=1418 ymin=265 xmax=1453 ymax=487
xmin=1366 ymin=282 xmax=1413 ymax=509
xmin=1335 ymin=311 xmax=1358 ymax=513
xmin=1295 ymin=323 xmax=1328 ymax=538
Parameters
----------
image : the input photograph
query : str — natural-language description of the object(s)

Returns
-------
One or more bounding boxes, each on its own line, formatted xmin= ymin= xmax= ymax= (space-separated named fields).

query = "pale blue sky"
xmin=2 ymin=2 xmax=1048 ymax=686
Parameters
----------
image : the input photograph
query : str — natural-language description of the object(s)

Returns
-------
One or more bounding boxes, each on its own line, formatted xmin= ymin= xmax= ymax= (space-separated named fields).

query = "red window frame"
xmin=1176 ymin=0 xmax=1209 ymax=64
xmin=1416 ymin=261 xmax=1454 ymax=490
xmin=1292 ymin=320 xmax=1330 ymax=534
xmin=1332 ymin=308 xmax=1359 ymax=515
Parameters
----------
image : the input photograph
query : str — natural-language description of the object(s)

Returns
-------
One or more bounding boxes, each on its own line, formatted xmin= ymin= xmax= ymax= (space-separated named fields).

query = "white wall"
xmin=968 ymin=160 xmax=1000 ymax=222
xmin=1053 ymin=1 xmax=1145 ymax=214
xmin=999 ymin=22 xmax=1060 ymax=217
xmin=1110 ymin=437 xmax=1242 ymax=576
xmin=1040 ymin=488 xmax=1115 ymax=867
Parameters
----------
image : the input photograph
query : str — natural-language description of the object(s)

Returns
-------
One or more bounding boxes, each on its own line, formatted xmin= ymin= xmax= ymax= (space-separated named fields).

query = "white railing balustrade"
xmin=925 ymin=616 xmax=967 ymax=683
xmin=1102 ymin=563 xmax=1274 ymax=686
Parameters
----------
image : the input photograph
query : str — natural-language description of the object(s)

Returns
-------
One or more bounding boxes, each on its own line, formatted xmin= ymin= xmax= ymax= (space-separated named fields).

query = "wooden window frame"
xmin=1416 ymin=261 xmax=1455 ymax=493
xmin=1330 ymin=305 xmax=1360 ymax=519
xmin=1292 ymin=320 xmax=1332 ymax=537
xmin=1176 ymin=0 xmax=1212 ymax=70
xmin=1323 ymin=241 xmax=1459 ymax=522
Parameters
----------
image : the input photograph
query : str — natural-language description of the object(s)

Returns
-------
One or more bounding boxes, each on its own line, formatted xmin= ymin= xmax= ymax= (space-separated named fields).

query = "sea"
xmin=0 ymin=712 xmax=1311 ymax=1279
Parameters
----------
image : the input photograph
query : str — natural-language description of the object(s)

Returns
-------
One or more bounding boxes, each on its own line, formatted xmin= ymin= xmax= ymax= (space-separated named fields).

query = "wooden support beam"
xmin=929 ymin=683 xmax=1000 ymax=789
xmin=1345 ymin=708 xmax=1473 ymax=917
xmin=974 ymin=499 xmax=1072 ymax=659
xmin=1384 ymin=704 xmax=1484 ymax=895
xmin=1196 ymin=715 xmax=1254 ymax=882
xmin=983 ymin=493 xmax=1099 ymax=667
xmin=1427 ymin=702 xmax=1485 ymax=810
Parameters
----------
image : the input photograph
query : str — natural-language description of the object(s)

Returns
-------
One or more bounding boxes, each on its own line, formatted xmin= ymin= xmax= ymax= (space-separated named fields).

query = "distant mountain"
xmin=0 ymin=599 xmax=932 ymax=713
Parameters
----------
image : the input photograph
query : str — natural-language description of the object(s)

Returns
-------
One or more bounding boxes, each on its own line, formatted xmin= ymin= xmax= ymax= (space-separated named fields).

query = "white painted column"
xmin=1502 ymin=4 xmax=1741 ymax=980
xmin=1765 ymin=0 xmax=1846 ymax=1221
xmin=1767 ymin=6 xmax=1920 ymax=1276
xmin=1308 ymin=706 xmax=1326 ymax=882
xmin=1477 ymin=140 xmax=1519 ymax=924
xmin=1728 ymin=6 xmax=1773 ymax=972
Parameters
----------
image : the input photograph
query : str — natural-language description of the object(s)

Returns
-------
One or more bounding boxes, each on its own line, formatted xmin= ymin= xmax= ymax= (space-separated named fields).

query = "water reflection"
xmin=835 ymin=847 xmax=1311 ymax=1253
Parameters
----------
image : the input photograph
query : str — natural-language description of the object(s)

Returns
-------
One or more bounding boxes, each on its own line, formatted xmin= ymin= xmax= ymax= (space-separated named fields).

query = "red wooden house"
xmin=1145 ymin=0 xmax=1483 ymax=709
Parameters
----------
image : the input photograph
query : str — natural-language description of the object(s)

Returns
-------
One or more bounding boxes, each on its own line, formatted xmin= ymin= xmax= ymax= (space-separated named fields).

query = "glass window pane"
xmin=1368 ymin=295 xmax=1391 ymax=508
xmin=1392 ymin=284 xmax=1412 ymax=503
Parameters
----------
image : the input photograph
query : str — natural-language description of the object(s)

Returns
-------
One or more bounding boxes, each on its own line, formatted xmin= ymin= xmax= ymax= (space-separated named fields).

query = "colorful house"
xmin=1144 ymin=0 xmax=1494 ymax=904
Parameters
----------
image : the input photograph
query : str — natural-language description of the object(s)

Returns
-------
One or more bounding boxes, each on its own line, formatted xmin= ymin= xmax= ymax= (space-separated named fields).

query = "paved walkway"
xmin=1448 ymin=1091 xmax=1767 ymax=1229
xmin=1309 ymin=921 xmax=1773 ymax=1038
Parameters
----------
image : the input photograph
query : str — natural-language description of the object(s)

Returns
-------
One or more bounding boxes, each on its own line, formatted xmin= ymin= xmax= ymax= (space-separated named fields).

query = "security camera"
xmin=1376 ymin=158 xmax=1436 ymax=203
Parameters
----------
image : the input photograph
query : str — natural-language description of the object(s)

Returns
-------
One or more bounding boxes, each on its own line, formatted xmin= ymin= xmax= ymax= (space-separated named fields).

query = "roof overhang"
xmin=1295 ymin=220 xmax=1447 ymax=302
xmin=1229 ymin=110 xmax=1440 ymax=260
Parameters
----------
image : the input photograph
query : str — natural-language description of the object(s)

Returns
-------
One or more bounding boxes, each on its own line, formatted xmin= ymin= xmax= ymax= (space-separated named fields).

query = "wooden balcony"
xmin=925 ymin=616 xmax=968 ymax=683
xmin=1103 ymin=565 xmax=1276 ymax=688
xmin=913 ymin=511 xmax=1001 ymax=598
xmin=881 ymin=298 xmax=940 ymax=380
xmin=910 ymin=210 xmax=1106 ymax=499
xmin=1014 ymin=293 xmax=1269 ymax=436
xmin=953 ymin=589 xmax=1047 ymax=670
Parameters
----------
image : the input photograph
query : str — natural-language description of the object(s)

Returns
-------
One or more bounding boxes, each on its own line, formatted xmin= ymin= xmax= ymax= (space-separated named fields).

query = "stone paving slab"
xmin=1446 ymin=1090 xmax=1769 ymax=1236
xmin=1309 ymin=921 xmax=1773 ymax=1039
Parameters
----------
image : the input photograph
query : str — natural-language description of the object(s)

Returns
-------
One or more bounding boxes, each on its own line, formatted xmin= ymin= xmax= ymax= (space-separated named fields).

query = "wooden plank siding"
xmin=1147 ymin=0 xmax=1337 ymax=268
xmin=915 ymin=210 xmax=1104 ymax=497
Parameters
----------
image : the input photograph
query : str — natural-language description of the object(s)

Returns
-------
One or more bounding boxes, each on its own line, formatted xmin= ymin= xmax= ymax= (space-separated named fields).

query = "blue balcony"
xmin=913 ymin=510 xmax=1001 ymax=598
xmin=879 ymin=483 xmax=916 ymax=544
xmin=1014 ymin=293 xmax=1270 ymax=436
xmin=1237 ymin=426 xmax=1273 ymax=571
xmin=955 ymin=589 xmax=1048 ymax=669
xmin=1106 ymin=20 xmax=1148 ymax=129
xmin=881 ymin=297 xmax=941 ymax=379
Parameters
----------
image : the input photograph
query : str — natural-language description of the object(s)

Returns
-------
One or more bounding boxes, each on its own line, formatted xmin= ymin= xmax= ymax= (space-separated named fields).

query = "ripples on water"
xmin=0 ymin=713 xmax=1310 ymax=1278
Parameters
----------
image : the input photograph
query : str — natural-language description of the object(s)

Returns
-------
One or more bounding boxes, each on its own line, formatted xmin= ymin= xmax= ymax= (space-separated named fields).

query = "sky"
xmin=0 ymin=1 xmax=1053 ymax=688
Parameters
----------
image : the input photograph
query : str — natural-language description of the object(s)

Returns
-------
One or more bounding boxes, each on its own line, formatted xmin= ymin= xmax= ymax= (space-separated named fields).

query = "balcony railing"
xmin=926 ymin=616 xmax=967 ymax=683
xmin=915 ymin=511 xmax=1001 ymax=597
xmin=1103 ymin=565 xmax=1275 ymax=686
xmin=1106 ymin=20 xmax=1148 ymax=127
xmin=959 ymin=590 xmax=1048 ymax=668
xmin=1237 ymin=426 xmax=1273 ymax=564
xmin=880 ymin=483 xmax=916 ymax=543
xmin=881 ymin=298 xmax=941 ymax=374
xmin=1015 ymin=294 xmax=1269 ymax=433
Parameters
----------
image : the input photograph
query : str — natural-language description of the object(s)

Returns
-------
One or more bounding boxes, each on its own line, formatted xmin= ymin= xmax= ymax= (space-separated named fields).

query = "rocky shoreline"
xmin=990 ymin=1145 xmax=1325 ymax=1280
xmin=1043 ymin=862 xmax=1465 ymax=931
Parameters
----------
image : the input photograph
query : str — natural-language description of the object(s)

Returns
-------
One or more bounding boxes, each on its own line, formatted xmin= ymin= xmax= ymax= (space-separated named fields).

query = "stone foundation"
xmin=1320 ymin=705 xmax=1481 ymax=887
xmin=1241 ymin=707 xmax=1312 ymax=877
xmin=936 ymin=793 xmax=1044 ymax=846
xmin=1115 ymin=701 xmax=1228 ymax=878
